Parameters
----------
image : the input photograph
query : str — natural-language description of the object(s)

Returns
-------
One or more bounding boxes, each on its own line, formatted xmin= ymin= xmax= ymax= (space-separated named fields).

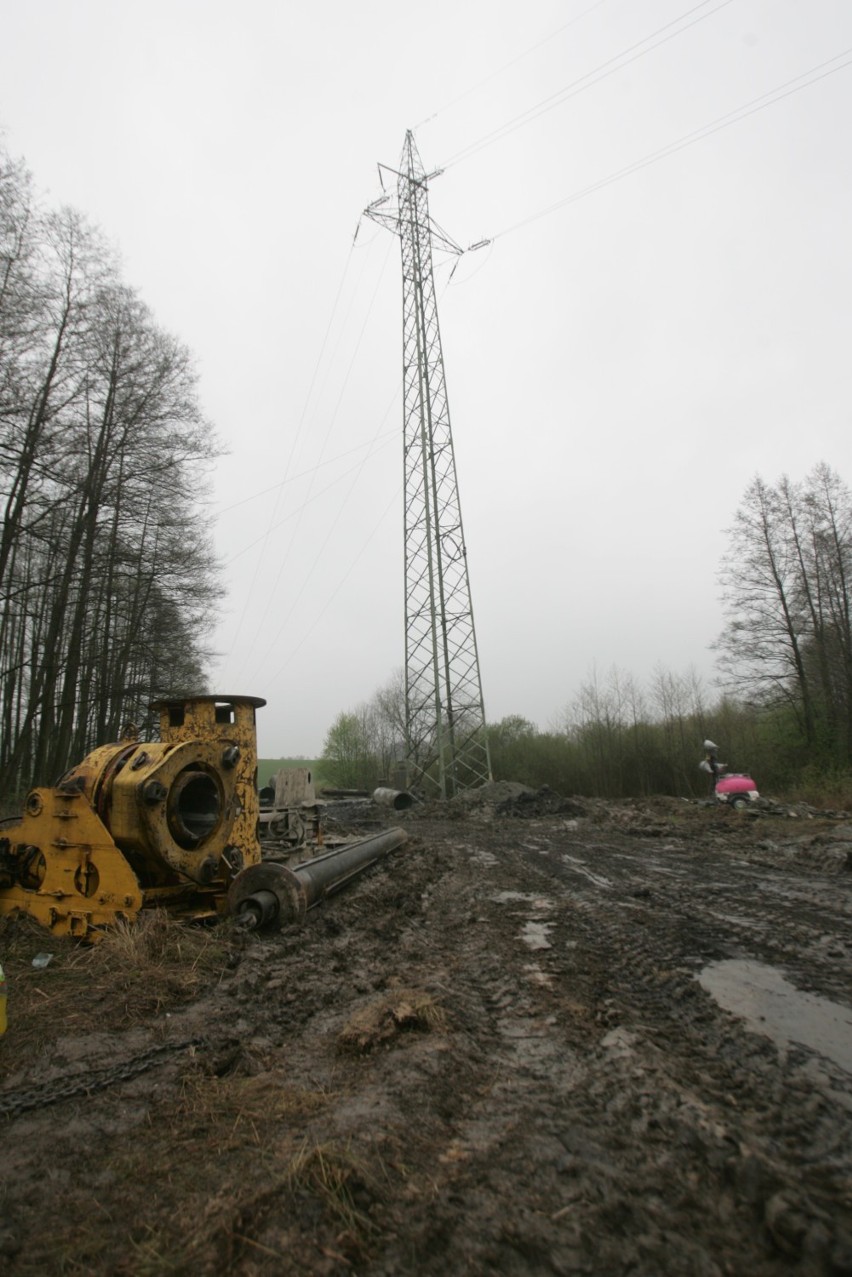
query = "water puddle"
xmin=524 ymin=962 xmax=554 ymax=987
xmin=642 ymin=863 xmax=687 ymax=877
xmin=699 ymin=959 xmax=852 ymax=1073
xmin=521 ymin=922 xmax=553 ymax=951
xmin=706 ymin=911 xmax=762 ymax=930
xmin=560 ymin=855 xmax=612 ymax=889
xmin=492 ymin=892 xmax=553 ymax=908
xmin=472 ymin=849 xmax=498 ymax=868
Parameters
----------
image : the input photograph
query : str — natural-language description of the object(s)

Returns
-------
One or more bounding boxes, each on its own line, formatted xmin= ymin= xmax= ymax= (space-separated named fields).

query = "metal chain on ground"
xmin=0 ymin=1037 xmax=203 ymax=1120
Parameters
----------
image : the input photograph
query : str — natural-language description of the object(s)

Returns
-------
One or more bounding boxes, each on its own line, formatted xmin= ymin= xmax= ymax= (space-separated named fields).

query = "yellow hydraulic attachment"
xmin=0 ymin=695 xmax=265 ymax=941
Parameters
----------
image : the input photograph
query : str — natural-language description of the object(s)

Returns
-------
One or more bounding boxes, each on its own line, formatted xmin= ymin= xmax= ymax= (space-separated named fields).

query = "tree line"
xmin=0 ymin=144 xmax=219 ymax=798
xmin=322 ymin=464 xmax=852 ymax=804
xmin=717 ymin=464 xmax=852 ymax=774
xmin=321 ymin=665 xmax=762 ymax=799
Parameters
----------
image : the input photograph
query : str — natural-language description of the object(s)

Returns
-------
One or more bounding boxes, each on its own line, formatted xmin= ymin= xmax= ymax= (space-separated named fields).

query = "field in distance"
xmin=257 ymin=758 xmax=326 ymax=788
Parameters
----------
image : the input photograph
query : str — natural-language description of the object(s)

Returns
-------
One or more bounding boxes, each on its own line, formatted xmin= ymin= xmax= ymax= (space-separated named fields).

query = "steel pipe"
xmin=372 ymin=787 xmax=415 ymax=811
xmin=228 ymin=827 xmax=408 ymax=931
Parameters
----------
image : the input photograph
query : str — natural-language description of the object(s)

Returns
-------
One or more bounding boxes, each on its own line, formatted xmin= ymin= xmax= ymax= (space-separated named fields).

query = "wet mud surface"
xmin=1 ymin=792 xmax=852 ymax=1274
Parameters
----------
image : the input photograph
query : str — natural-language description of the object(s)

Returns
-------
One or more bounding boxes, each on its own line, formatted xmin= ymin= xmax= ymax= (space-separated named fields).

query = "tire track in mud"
xmin=362 ymin=835 xmax=599 ymax=1276
xmin=466 ymin=819 xmax=852 ymax=1275
xmin=356 ymin=821 xmax=847 ymax=1275
xmin=4 ymin=813 xmax=850 ymax=1276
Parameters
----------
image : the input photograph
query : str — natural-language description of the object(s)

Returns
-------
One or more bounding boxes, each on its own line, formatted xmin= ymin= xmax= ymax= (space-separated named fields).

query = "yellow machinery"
xmin=0 ymin=695 xmax=265 ymax=941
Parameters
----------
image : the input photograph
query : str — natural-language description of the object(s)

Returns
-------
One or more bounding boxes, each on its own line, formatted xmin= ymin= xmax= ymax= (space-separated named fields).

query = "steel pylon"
xmin=365 ymin=131 xmax=491 ymax=797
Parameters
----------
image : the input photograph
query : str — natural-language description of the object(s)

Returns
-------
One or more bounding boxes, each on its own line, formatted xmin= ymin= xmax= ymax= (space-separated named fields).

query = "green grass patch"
xmin=257 ymin=758 xmax=328 ymax=787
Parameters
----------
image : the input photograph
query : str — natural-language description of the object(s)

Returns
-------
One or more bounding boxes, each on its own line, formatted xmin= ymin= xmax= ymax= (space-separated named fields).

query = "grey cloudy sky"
xmin=2 ymin=0 xmax=851 ymax=758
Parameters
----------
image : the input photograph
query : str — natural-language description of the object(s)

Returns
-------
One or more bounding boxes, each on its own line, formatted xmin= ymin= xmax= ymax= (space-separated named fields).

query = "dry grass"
xmin=284 ymin=1138 xmax=383 ymax=1236
xmin=337 ymin=985 xmax=447 ymax=1055
xmin=0 ymin=907 xmax=232 ymax=1076
xmin=64 ymin=906 xmax=231 ymax=1021
xmin=224 ymin=1138 xmax=387 ymax=1266
xmin=39 ymin=1072 xmax=351 ymax=1272
xmin=167 ymin=1068 xmax=334 ymax=1153
xmin=110 ymin=1127 xmax=388 ymax=1272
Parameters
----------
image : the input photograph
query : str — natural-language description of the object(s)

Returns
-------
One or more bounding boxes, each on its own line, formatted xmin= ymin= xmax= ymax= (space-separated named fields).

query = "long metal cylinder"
xmin=293 ymin=827 xmax=408 ymax=907
xmin=372 ymin=787 xmax=414 ymax=811
xmin=227 ymin=827 xmax=408 ymax=930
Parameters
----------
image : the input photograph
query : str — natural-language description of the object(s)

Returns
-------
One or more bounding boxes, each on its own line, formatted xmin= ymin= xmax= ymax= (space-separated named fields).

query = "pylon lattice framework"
xmin=366 ymin=132 xmax=491 ymax=798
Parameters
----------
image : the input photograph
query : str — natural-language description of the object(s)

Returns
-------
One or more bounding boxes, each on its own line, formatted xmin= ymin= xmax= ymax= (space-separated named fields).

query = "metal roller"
xmin=227 ymin=827 xmax=408 ymax=932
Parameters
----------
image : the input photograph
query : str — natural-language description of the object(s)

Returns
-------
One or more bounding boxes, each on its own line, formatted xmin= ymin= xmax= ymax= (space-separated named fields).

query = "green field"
xmin=257 ymin=758 xmax=326 ymax=788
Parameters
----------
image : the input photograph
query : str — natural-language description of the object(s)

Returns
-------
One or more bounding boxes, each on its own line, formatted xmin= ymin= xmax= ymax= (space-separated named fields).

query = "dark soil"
xmin=1 ymin=789 xmax=852 ymax=1275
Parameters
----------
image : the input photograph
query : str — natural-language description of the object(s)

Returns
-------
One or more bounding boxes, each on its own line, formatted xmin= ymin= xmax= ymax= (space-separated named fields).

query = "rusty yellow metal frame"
xmin=0 ymin=694 xmax=266 ymax=941
xmin=0 ymin=786 xmax=143 ymax=939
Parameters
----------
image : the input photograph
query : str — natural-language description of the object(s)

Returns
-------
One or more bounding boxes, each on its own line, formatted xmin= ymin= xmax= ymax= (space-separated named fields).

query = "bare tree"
xmin=0 ymin=144 xmax=222 ymax=796
xmin=717 ymin=465 xmax=852 ymax=765
xmin=717 ymin=475 xmax=815 ymax=742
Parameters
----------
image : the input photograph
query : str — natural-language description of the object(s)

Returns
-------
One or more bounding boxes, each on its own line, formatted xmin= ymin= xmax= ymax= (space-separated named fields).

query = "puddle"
xmin=473 ymin=850 xmax=498 ymax=868
xmin=699 ymin=959 xmax=852 ymax=1073
xmin=560 ymin=855 xmax=612 ymax=889
xmin=524 ymin=963 xmax=554 ymax=987
xmin=521 ymin=922 xmax=554 ymax=951
xmin=492 ymin=892 xmax=553 ymax=911
xmin=707 ymin=911 xmax=762 ymax=930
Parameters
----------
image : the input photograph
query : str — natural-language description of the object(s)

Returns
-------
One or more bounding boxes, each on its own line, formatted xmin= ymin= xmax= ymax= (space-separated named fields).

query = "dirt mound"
xmin=452 ymin=779 xmax=535 ymax=805
xmin=493 ymin=785 xmax=588 ymax=819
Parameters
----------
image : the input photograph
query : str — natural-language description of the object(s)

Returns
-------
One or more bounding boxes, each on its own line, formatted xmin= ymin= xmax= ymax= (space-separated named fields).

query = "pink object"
xmin=715 ymin=775 xmax=758 ymax=796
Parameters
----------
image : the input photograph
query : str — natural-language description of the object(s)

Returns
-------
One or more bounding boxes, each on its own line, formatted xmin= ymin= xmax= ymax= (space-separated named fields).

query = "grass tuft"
xmin=338 ymin=986 xmax=447 ymax=1055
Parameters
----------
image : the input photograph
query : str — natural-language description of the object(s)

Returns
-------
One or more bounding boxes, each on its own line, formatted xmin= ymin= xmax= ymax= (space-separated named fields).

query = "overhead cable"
xmin=441 ymin=0 xmax=735 ymax=170
xmin=492 ymin=48 xmax=852 ymax=240
xmin=413 ymin=0 xmax=610 ymax=130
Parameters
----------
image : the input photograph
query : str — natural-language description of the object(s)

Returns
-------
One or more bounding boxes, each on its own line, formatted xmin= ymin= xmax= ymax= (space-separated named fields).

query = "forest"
xmin=323 ymin=465 xmax=852 ymax=806
xmin=0 ymin=144 xmax=219 ymax=800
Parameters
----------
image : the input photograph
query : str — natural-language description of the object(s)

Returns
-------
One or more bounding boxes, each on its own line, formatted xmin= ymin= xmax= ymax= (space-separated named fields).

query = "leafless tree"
xmin=717 ymin=465 xmax=852 ymax=764
xmin=0 ymin=144 xmax=221 ymax=797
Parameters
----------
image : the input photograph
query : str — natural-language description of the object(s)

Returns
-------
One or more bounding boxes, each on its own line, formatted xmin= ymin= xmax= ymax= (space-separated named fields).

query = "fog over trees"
xmin=0 ymin=144 xmax=220 ymax=796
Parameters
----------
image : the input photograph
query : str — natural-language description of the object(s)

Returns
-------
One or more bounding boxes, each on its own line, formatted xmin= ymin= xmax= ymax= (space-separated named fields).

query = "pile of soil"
xmin=1 ymin=788 xmax=851 ymax=1274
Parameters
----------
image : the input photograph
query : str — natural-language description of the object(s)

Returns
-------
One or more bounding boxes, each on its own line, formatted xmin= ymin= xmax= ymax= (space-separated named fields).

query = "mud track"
xmin=1 ymin=795 xmax=851 ymax=1274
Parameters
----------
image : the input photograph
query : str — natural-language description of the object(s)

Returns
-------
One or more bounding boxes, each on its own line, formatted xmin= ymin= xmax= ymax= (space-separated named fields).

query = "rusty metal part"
xmin=58 ymin=739 xmax=239 ymax=885
xmin=151 ymin=695 xmax=266 ymax=871
xmin=258 ymin=767 xmax=319 ymax=850
xmin=372 ymin=787 xmax=415 ymax=811
xmin=0 ymin=1038 xmax=202 ymax=1119
xmin=269 ymin=766 xmax=315 ymax=809
xmin=0 ymin=694 xmax=265 ymax=941
xmin=227 ymin=862 xmax=307 ymax=931
xmin=0 ymin=786 xmax=144 ymax=938
xmin=228 ymin=826 xmax=407 ymax=931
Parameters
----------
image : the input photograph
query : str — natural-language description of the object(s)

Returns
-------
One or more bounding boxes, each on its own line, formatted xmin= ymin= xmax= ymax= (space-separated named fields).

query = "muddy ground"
xmin=1 ymin=785 xmax=852 ymax=1275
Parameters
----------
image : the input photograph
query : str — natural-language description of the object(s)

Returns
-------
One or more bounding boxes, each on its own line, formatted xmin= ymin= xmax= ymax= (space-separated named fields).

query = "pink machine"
xmin=715 ymin=774 xmax=760 ymax=808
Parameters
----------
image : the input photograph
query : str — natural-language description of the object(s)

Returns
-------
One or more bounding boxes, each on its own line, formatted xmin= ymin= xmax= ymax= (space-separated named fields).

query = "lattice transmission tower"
xmin=365 ymin=131 xmax=491 ymax=798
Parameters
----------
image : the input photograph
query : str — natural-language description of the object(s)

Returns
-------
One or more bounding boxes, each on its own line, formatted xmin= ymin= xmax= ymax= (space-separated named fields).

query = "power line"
xmin=413 ymin=0 xmax=610 ymax=130
xmin=213 ymin=428 xmax=398 ymax=517
xmin=262 ymin=484 xmax=402 ymax=689
xmin=225 ymin=238 xmax=360 ymax=662
xmin=440 ymin=0 xmax=734 ymax=170
xmin=491 ymin=48 xmax=852 ymax=240
xmin=221 ymin=432 xmax=397 ymax=568
xmin=236 ymin=237 xmax=397 ymax=677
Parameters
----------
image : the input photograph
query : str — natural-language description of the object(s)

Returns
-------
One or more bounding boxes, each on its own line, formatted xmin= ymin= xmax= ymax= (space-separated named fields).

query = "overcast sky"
xmin=2 ymin=0 xmax=851 ymax=758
